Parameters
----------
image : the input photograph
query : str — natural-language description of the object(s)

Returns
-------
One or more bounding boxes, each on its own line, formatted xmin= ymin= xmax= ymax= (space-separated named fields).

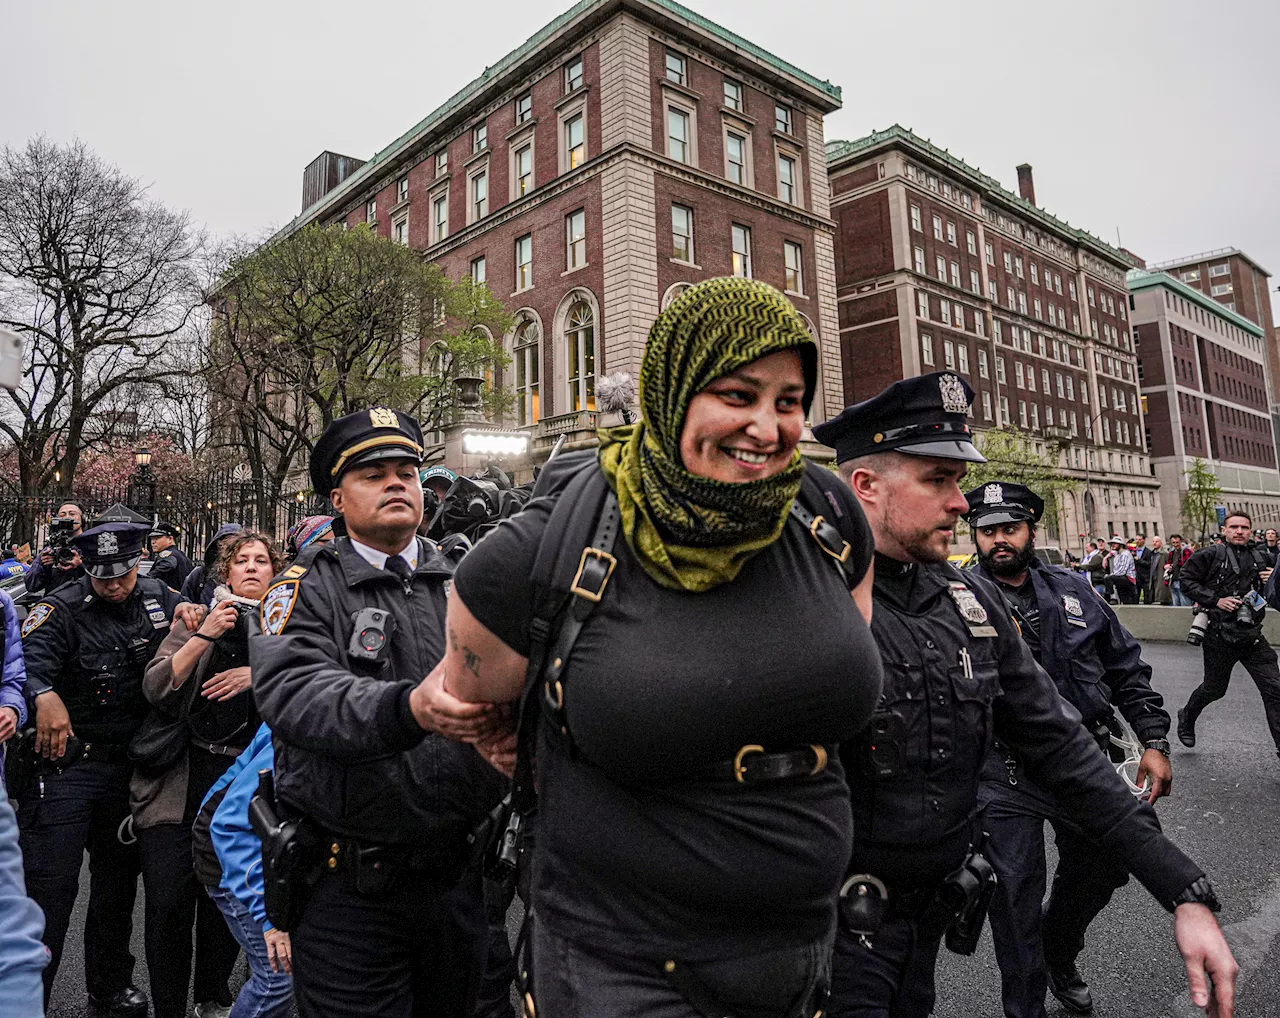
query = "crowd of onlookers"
xmin=1064 ymin=527 xmax=1280 ymax=606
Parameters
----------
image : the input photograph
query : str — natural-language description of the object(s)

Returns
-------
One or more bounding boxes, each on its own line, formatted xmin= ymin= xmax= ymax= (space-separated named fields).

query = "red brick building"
xmin=274 ymin=0 xmax=844 ymax=468
xmin=1130 ymin=268 xmax=1279 ymax=533
xmin=825 ymin=126 xmax=1159 ymax=549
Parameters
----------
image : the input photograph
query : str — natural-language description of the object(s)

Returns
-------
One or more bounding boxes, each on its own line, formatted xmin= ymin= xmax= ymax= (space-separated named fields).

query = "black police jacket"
xmin=250 ymin=536 xmax=503 ymax=848
xmin=975 ymin=558 xmax=1168 ymax=743
xmin=842 ymin=557 xmax=1202 ymax=905
xmin=21 ymin=574 xmax=184 ymax=744
xmin=150 ymin=546 xmax=195 ymax=590
xmin=1180 ymin=542 xmax=1269 ymax=614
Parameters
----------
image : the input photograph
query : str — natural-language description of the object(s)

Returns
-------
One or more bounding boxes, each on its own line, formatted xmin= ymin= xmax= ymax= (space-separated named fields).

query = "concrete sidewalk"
xmin=1112 ymin=604 xmax=1280 ymax=644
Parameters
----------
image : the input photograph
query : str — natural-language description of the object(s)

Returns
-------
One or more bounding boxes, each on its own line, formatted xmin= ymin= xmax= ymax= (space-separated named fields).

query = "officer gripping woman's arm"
xmin=813 ymin=371 xmax=1238 ymax=1018
xmin=249 ymin=408 xmax=505 ymax=1018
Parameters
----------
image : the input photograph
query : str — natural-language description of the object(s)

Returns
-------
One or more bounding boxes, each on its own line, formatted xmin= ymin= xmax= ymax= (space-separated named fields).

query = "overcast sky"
xmin=5 ymin=0 xmax=1278 ymax=291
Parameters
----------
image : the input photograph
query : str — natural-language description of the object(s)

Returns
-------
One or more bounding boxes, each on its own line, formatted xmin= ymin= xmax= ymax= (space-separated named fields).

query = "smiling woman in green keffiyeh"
xmin=597 ymin=276 xmax=818 ymax=591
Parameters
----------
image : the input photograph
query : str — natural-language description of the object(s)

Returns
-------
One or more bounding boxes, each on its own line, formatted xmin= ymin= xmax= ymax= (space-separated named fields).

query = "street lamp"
xmin=130 ymin=446 xmax=157 ymax=519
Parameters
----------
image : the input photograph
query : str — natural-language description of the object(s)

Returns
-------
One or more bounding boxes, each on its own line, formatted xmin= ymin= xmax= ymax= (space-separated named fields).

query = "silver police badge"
xmin=983 ymin=483 xmax=1004 ymax=505
xmin=939 ymin=373 xmax=969 ymax=414
xmin=97 ymin=532 xmax=118 ymax=556
xmin=1063 ymin=594 xmax=1083 ymax=617
xmin=947 ymin=582 xmax=989 ymax=624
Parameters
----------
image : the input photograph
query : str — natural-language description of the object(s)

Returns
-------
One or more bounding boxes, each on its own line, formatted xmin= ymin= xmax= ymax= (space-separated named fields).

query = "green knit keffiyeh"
xmin=598 ymin=277 xmax=817 ymax=593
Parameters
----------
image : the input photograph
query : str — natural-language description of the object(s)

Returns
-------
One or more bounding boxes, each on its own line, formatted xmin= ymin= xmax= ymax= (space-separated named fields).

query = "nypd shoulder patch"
xmin=21 ymin=603 xmax=54 ymax=638
xmin=261 ymin=581 xmax=300 ymax=636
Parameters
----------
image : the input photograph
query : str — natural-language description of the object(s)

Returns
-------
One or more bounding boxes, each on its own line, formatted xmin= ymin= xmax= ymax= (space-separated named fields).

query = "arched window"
xmin=661 ymin=282 xmax=690 ymax=310
xmin=565 ymin=300 xmax=595 ymax=413
xmin=512 ymin=316 xmax=540 ymax=425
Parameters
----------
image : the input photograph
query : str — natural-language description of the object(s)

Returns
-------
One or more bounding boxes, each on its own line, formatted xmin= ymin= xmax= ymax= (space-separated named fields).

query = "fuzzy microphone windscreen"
xmin=597 ymin=372 xmax=638 ymax=418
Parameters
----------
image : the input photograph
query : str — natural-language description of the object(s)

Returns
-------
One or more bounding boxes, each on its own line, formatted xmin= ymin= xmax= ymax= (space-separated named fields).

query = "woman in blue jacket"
xmin=194 ymin=724 xmax=292 ymax=1018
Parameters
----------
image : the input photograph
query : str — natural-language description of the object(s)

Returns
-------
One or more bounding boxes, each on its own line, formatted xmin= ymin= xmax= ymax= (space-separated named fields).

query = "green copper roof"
xmin=1127 ymin=268 xmax=1265 ymax=337
xmin=825 ymin=126 xmax=1133 ymax=267
xmin=272 ymin=0 xmax=839 ymax=241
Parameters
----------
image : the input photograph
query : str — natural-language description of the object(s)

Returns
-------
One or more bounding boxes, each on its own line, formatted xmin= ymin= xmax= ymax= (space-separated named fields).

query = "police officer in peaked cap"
xmin=250 ymin=407 xmax=504 ymax=1018
xmin=965 ymin=481 xmax=1174 ymax=1018
xmin=18 ymin=523 xmax=200 ymax=1015
xmin=812 ymin=372 xmax=1236 ymax=1017
xmin=149 ymin=522 xmax=195 ymax=591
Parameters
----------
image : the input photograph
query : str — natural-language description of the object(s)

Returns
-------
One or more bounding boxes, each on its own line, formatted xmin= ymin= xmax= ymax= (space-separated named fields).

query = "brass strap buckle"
xmin=570 ymin=547 xmax=617 ymax=602
xmin=808 ymin=743 xmax=829 ymax=776
xmin=733 ymin=744 xmax=765 ymax=783
xmin=809 ymin=515 xmax=851 ymax=563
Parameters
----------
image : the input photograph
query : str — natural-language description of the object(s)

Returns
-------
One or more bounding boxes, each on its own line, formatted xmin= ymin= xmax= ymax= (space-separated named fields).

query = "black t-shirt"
xmin=454 ymin=470 xmax=881 ymax=960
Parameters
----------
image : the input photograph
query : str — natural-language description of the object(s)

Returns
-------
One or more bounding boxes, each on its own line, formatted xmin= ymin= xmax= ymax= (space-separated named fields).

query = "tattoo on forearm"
xmin=462 ymin=646 xmax=482 ymax=679
xmin=448 ymin=626 xmax=459 ymax=652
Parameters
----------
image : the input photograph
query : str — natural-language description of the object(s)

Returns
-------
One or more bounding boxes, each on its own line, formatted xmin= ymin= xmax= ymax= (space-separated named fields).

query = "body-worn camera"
xmin=348 ymin=608 xmax=396 ymax=664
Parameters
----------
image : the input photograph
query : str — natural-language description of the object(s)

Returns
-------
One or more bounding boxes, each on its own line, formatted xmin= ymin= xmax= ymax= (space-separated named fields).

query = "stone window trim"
xmin=658 ymin=77 xmax=703 ymax=105
xmin=718 ymin=104 xmax=755 ymax=125
xmin=427 ymin=182 xmax=449 ymax=245
xmin=508 ymin=129 xmax=536 ymax=203
xmin=505 ymin=309 xmax=543 ymax=426
xmin=558 ymin=95 xmax=590 ymax=176
xmin=553 ymin=82 xmax=591 ymax=112
xmin=662 ymin=91 xmax=699 ymax=167
xmin=505 ymin=118 xmax=540 ymax=143
xmin=466 ymin=164 xmax=489 ymax=226
xmin=553 ymin=287 xmax=601 ymax=417
xmin=721 ymin=118 xmax=754 ymax=190
xmin=775 ymin=138 xmax=804 ymax=208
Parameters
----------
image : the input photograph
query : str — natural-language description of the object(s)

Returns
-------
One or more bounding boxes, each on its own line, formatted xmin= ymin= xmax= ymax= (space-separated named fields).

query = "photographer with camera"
xmin=25 ymin=503 xmax=86 ymax=595
xmin=1176 ymin=510 xmax=1280 ymax=761
xmin=130 ymin=530 xmax=283 ymax=1018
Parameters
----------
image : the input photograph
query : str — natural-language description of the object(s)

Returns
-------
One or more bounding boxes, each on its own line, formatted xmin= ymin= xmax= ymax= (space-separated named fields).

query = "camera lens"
xmin=358 ymin=628 xmax=386 ymax=653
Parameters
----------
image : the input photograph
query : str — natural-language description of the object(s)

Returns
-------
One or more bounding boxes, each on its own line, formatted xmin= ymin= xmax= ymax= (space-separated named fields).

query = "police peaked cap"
xmin=72 ymin=522 xmax=150 ymax=579
xmin=310 ymin=407 xmax=425 ymax=495
xmin=964 ymin=481 xmax=1044 ymax=528
xmin=150 ymin=521 xmax=181 ymax=540
xmin=812 ymin=371 xmax=985 ymax=464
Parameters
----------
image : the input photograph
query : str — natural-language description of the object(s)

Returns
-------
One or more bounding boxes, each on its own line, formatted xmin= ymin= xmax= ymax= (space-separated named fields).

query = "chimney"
xmin=302 ymin=151 xmax=367 ymax=213
xmin=1016 ymin=163 xmax=1036 ymax=206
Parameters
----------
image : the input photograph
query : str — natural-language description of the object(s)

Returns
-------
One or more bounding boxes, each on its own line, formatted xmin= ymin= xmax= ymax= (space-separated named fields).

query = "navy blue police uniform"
xmin=148 ymin=522 xmax=195 ymax=590
xmin=965 ymin=482 xmax=1171 ymax=1018
xmin=250 ymin=408 xmax=504 ymax=1018
xmin=812 ymin=373 xmax=1216 ymax=1018
xmin=18 ymin=523 xmax=184 ymax=1017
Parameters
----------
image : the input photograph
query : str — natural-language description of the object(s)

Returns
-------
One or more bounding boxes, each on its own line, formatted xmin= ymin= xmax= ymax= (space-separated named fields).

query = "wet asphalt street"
xmin=39 ymin=640 xmax=1280 ymax=1018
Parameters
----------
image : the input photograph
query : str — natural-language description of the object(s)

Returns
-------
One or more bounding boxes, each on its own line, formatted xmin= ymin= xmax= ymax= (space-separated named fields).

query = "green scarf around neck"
xmin=598 ymin=277 xmax=817 ymax=593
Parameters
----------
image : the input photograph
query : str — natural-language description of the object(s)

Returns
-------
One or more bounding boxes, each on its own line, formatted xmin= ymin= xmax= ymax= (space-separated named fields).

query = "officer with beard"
xmin=965 ymin=481 xmax=1173 ymax=1018
xmin=814 ymin=374 xmax=1234 ymax=1018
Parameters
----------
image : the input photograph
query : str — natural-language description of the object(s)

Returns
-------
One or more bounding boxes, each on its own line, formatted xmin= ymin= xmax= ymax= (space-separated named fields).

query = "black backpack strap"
xmin=791 ymin=465 xmax=858 ymax=590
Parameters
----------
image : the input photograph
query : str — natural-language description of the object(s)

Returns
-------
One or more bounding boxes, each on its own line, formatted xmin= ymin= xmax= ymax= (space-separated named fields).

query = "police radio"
xmin=348 ymin=608 xmax=396 ymax=663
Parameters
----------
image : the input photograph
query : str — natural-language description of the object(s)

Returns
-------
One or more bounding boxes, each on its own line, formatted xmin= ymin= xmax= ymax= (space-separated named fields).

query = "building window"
xmin=917 ymin=291 xmax=929 ymax=319
xmin=784 ymin=241 xmax=804 ymax=294
xmin=944 ymin=341 xmax=956 ymax=370
xmin=435 ymin=151 xmax=448 ymax=176
xmin=726 ymin=132 xmax=747 ymax=185
xmin=985 ymin=242 xmax=995 ymax=266
xmin=672 ymin=204 xmax=693 ymax=263
xmin=1015 ymin=255 xmax=1024 ymax=278
xmin=1000 ymin=396 xmax=1010 ymax=425
xmin=366 ymin=199 xmax=377 ymax=224
xmin=911 ymin=205 xmax=922 ymax=232
xmin=1034 ymin=297 xmax=1042 ymax=320
xmin=665 ymin=50 xmax=686 ymax=84
xmin=1018 ymin=292 xmax=1027 ymax=315
xmin=1004 ymin=251 xmax=1013 ymax=272
xmin=958 ymin=345 xmax=969 ymax=374
xmin=565 ymin=209 xmax=586 ymax=270
xmin=988 ymin=280 xmax=998 ymax=302
xmin=940 ymin=299 xmax=951 ymax=326
xmin=392 ymin=217 xmax=408 ymax=245
xmin=1209 ymin=263 xmax=1230 ymax=277
xmin=397 ymin=177 xmax=409 ymax=202
xmin=966 ymin=231 xmax=977 ymax=255
xmin=512 ymin=317 xmax=540 ymax=425
xmin=970 ymin=268 xmax=980 ymax=293
xmin=1019 ymin=400 xmax=1028 ymax=428
xmin=1211 ymin=283 xmax=1233 ymax=296
xmin=565 ymin=54 xmax=584 ymax=92
xmin=982 ymin=390 xmax=993 ymax=420
xmin=1015 ymin=362 xmax=1025 ymax=388
xmin=432 ymin=193 xmax=447 ymax=242
xmin=731 ymin=224 xmax=752 ymax=278
xmin=778 ymin=154 xmax=798 ymax=204
xmin=473 ymin=123 xmax=487 ymax=151
xmin=565 ymin=114 xmax=585 ymax=169
xmin=514 ymin=92 xmax=533 ymax=125
xmin=470 ymin=255 xmax=486 ymax=285
xmin=978 ymin=349 xmax=989 ymax=378
xmin=775 ymin=104 xmax=792 ymax=134
xmin=566 ymin=301 xmax=596 ymax=413
xmin=946 ymin=221 xmax=957 ymax=246
xmin=975 ymin=314 xmax=985 ymax=337
xmin=1088 ymin=285 xmax=1096 ymax=306
xmin=938 ymin=256 xmax=947 ymax=282
xmin=933 ymin=215 xmax=943 ymax=240
xmin=514 ymin=234 xmax=532 ymax=291
xmin=1031 ymin=403 xmax=1039 ymax=430
xmin=922 ymin=334 xmax=934 ymax=365
xmin=996 ymin=356 xmax=1006 ymax=384
xmin=723 ymin=78 xmax=743 ymax=111
xmin=514 ymin=145 xmax=533 ymax=197
xmin=471 ymin=170 xmax=488 ymax=221
xmin=667 ymin=107 xmax=690 ymax=163
xmin=950 ymin=261 xmax=960 ymax=288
